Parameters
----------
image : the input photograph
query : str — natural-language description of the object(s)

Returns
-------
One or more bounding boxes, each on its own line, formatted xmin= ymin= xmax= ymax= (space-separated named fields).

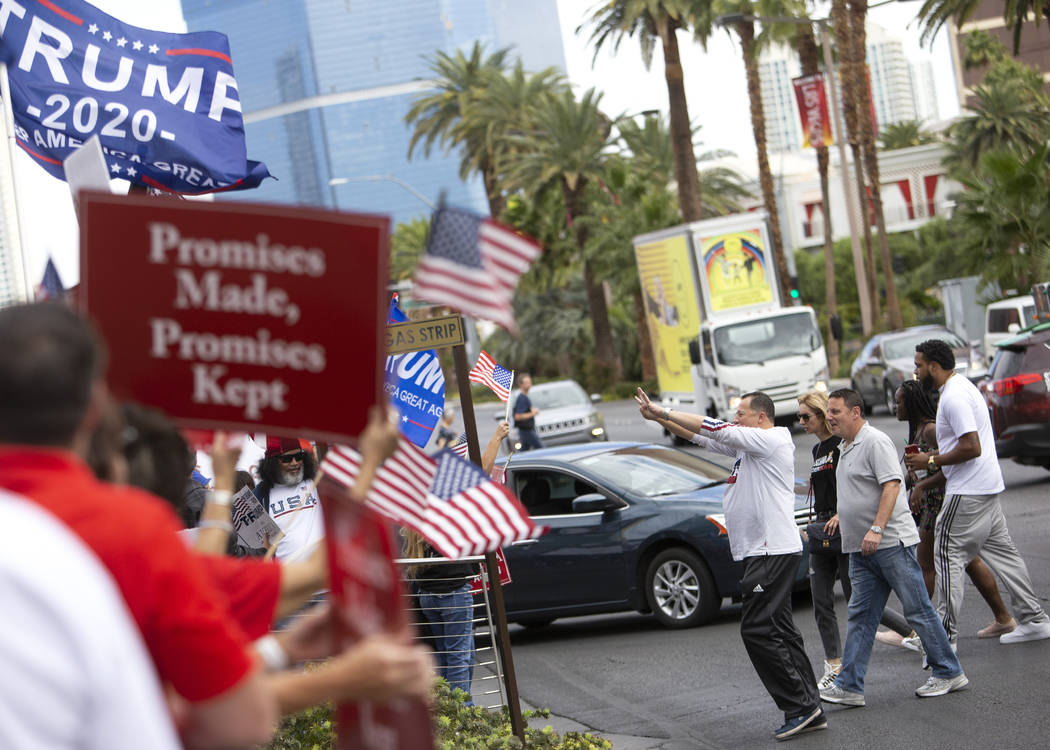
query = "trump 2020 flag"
xmin=0 ymin=0 xmax=270 ymax=194
xmin=321 ymin=439 xmax=545 ymax=559
xmin=413 ymin=205 xmax=540 ymax=334
xmin=385 ymin=293 xmax=445 ymax=448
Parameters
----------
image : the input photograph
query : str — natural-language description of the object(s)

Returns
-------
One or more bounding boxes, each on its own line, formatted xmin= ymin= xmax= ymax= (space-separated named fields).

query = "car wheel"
xmin=884 ymin=382 xmax=897 ymax=416
xmin=645 ymin=548 xmax=719 ymax=629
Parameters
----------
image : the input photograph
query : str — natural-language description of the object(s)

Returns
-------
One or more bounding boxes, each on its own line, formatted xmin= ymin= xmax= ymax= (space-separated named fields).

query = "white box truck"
xmin=634 ymin=211 xmax=830 ymax=422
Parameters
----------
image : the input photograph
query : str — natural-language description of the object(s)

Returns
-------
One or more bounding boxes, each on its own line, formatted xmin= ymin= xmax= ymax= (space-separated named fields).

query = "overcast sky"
xmin=17 ymin=0 xmax=957 ymax=290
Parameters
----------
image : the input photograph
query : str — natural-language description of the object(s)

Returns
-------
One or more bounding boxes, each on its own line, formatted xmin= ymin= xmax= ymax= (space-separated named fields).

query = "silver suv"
xmin=508 ymin=379 xmax=608 ymax=450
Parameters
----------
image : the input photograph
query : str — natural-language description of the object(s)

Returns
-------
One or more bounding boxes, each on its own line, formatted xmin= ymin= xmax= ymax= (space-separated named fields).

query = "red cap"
xmin=265 ymin=436 xmax=304 ymax=457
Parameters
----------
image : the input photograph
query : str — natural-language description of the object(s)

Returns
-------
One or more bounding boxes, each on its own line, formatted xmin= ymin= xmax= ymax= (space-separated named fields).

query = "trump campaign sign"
xmin=79 ymin=191 xmax=388 ymax=444
xmin=0 ymin=0 xmax=268 ymax=193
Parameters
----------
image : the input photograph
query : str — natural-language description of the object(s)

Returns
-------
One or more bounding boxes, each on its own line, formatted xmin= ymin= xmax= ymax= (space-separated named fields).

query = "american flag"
xmin=468 ymin=350 xmax=513 ymax=401
xmin=413 ymin=205 xmax=540 ymax=333
xmin=35 ymin=258 xmax=65 ymax=301
xmin=450 ymin=432 xmax=469 ymax=458
xmin=321 ymin=439 xmax=544 ymax=559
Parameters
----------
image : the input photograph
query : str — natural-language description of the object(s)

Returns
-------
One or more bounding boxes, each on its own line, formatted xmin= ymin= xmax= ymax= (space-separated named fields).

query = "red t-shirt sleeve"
xmin=115 ymin=490 xmax=255 ymax=702
xmin=198 ymin=555 xmax=282 ymax=640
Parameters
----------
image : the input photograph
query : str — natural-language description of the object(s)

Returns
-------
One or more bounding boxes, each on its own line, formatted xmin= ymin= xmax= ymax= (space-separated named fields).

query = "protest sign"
xmin=0 ymin=0 xmax=269 ymax=193
xmin=79 ymin=191 xmax=387 ymax=444
xmin=230 ymin=486 xmax=281 ymax=549
xmin=384 ymin=295 xmax=444 ymax=448
xmin=320 ymin=481 xmax=434 ymax=750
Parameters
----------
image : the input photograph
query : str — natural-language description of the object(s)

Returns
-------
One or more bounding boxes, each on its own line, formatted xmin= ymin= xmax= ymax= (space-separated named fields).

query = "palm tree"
xmin=390 ymin=217 xmax=430 ymax=281
xmin=501 ymin=88 xmax=623 ymax=385
xmin=580 ymin=0 xmax=708 ymax=222
xmin=848 ymin=0 xmax=903 ymax=329
xmin=945 ymin=78 xmax=1050 ymax=173
xmin=916 ymin=0 xmax=1049 ymax=53
xmin=830 ymin=0 xmax=879 ymax=323
xmin=954 ymin=145 xmax=1050 ymax=292
xmin=878 ymin=120 xmax=937 ymax=151
xmin=404 ymin=42 xmax=510 ymax=217
xmin=715 ymin=1 xmax=792 ymax=303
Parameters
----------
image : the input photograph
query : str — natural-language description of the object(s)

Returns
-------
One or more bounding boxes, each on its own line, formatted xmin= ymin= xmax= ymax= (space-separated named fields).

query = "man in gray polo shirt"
xmin=820 ymin=389 xmax=967 ymax=707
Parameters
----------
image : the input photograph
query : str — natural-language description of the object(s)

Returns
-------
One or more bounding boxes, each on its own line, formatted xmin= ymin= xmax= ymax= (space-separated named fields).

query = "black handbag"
xmin=806 ymin=520 xmax=842 ymax=556
xmin=805 ymin=484 xmax=842 ymax=556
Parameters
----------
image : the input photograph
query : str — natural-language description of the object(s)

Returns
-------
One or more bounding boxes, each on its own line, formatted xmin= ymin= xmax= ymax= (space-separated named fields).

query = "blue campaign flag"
xmin=0 ymin=0 xmax=269 ymax=194
xmin=384 ymin=293 xmax=445 ymax=448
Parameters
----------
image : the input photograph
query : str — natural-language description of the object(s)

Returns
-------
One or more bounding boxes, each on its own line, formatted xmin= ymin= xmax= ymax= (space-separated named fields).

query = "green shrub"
xmin=264 ymin=680 xmax=612 ymax=750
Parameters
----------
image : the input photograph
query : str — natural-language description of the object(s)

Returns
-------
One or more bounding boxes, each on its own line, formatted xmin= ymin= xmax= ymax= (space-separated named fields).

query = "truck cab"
xmin=689 ymin=306 xmax=829 ymax=421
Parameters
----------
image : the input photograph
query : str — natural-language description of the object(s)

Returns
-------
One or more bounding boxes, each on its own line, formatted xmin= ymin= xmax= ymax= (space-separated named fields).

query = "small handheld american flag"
xmin=412 ymin=204 xmax=540 ymax=334
xmin=468 ymin=350 xmax=513 ymax=401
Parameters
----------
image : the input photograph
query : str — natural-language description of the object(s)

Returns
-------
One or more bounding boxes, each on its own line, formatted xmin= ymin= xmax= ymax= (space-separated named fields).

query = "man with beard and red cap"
xmin=256 ymin=437 xmax=324 ymax=562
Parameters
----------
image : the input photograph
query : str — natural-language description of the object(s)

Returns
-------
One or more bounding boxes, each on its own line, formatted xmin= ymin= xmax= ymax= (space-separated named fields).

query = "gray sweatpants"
xmin=934 ymin=493 xmax=1049 ymax=641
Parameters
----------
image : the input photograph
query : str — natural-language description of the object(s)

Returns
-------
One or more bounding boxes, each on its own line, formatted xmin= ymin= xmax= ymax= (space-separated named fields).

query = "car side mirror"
xmin=1007 ymin=323 xmax=1020 ymax=334
xmin=590 ymin=393 xmax=602 ymax=403
xmin=572 ymin=493 xmax=619 ymax=513
xmin=688 ymin=339 xmax=701 ymax=365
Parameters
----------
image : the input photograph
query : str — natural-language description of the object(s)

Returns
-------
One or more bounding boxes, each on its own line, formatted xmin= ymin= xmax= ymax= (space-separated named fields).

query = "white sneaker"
xmin=817 ymin=660 xmax=841 ymax=690
xmin=999 ymin=619 xmax=1050 ymax=644
xmin=915 ymin=673 xmax=968 ymax=698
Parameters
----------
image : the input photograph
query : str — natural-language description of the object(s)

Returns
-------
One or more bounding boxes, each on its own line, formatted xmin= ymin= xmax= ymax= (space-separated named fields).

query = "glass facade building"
xmin=181 ymin=0 xmax=566 ymax=228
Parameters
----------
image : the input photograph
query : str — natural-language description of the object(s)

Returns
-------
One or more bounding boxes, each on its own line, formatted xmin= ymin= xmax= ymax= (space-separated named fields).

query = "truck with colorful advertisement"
xmin=633 ymin=211 xmax=829 ymax=422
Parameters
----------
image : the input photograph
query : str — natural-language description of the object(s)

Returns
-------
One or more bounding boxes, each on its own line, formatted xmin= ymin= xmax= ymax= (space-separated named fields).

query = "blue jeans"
xmin=518 ymin=428 xmax=543 ymax=451
xmin=419 ymin=583 xmax=476 ymax=703
xmin=837 ymin=543 xmax=962 ymax=694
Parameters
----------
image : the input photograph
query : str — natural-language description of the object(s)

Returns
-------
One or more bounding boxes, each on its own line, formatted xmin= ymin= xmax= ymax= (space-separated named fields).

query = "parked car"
xmin=850 ymin=325 xmax=987 ymax=414
xmin=984 ymin=295 xmax=1037 ymax=363
xmin=504 ymin=379 xmax=607 ymax=451
xmin=497 ymin=442 xmax=810 ymax=629
xmin=982 ymin=323 xmax=1050 ymax=470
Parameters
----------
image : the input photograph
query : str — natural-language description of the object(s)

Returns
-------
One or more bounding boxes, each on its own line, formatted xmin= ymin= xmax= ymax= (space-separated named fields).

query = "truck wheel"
xmin=645 ymin=548 xmax=720 ymax=628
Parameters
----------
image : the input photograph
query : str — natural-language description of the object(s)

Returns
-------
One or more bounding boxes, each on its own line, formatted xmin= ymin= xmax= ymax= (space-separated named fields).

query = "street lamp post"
xmin=715 ymin=13 xmax=873 ymax=335
xmin=328 ymin=174 xmax=437 ymax=210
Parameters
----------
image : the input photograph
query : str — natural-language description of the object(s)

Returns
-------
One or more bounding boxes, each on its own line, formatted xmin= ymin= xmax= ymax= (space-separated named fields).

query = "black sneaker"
xmin=774 ymin=707 xmax=827 ymax=741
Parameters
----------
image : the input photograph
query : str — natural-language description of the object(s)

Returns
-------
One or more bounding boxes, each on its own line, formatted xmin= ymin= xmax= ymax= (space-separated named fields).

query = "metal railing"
xmin=396 ymin=555 xmax=508 ymax=710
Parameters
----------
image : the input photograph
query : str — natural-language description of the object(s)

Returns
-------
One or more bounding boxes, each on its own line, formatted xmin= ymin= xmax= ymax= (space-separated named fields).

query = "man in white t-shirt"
xmin=256 ymin=437 xmax=325 ymax=562
xmin=637 ymin=389 xmax=825 ymax=742
xmin=906 ymin=339 xmax=1050 ymax=644
xmin=0 ymin=489 xmax=180 ymax=750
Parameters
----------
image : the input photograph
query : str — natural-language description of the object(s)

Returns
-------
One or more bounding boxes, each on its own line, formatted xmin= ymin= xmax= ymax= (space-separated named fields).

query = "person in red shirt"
xmin=0 ymin=303 xmax=433 ymax=748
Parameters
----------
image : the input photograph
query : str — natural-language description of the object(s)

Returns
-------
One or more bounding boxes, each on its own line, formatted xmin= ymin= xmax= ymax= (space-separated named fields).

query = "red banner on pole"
xmin=78 ymin=192 xmax=388 ymax=444
xmin=792 ymin=73 xmax=833 ymax=149
xmin=321 ymin=483 xmax=435 ymax=750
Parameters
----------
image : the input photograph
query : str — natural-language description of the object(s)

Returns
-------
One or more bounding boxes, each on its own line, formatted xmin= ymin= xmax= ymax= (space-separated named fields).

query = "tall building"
xmin=757 ymin=48 xmax=803 ymax=155
xmin=865 ymin=23 xmax=917 ymax=128
xmin=759 ymin=23 xmax=926 ymax=154
xmin=180 ymin=0 xmax=566 ymax=228
xmin=947 ymin=0 xmax=1050 ymax=107
xmin=911 ymin=58 xmax=940 ymax=123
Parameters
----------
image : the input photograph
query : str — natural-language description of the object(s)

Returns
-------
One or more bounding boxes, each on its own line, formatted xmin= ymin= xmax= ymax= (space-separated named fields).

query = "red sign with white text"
xmin=320 ymin=481 xmax=435 ymax=750
xmin=79 ymin=192 xmax=388 ymax=444
xmin=792 ymin=73 xmax=833 ymax=149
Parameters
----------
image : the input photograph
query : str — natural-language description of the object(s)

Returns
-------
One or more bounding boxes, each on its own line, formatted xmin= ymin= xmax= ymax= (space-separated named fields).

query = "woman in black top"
xmin=797 ymin=391 xmax=915 ymax=688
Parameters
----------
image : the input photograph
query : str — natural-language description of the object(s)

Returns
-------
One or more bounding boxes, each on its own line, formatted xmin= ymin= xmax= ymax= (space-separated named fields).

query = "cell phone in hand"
xmin=904 ymin=444 xmax=919 ymax=455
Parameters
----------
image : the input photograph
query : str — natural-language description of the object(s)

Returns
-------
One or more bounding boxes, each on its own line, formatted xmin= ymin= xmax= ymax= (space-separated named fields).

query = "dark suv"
xmin=982 ymin=323 xmax=1050 ymax=470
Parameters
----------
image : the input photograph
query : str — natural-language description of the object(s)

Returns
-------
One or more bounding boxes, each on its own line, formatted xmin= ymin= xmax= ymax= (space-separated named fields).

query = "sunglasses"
xmin=277 ymin=450 xmax=307 ymax=464
xmin=798 ymin=414 xmax=812 ymax=423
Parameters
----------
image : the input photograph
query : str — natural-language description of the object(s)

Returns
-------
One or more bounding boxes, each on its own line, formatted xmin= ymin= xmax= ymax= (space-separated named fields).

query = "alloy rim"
xmin=653 ymin=560 xmax=700 ymax=619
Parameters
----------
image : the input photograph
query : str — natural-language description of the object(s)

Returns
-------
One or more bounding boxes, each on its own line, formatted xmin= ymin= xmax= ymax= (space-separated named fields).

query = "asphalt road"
xmin=471 ymin=397 xmax=1050 ymax=749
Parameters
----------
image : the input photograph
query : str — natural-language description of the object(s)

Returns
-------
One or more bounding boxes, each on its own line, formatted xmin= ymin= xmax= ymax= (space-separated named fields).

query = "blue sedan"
xmin=498 ymin=442 xmax=811 ymax=629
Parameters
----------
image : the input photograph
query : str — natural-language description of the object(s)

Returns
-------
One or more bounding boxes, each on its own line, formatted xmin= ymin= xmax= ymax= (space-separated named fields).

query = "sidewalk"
xmin=523 ymin=703 xmax=707 ymax=750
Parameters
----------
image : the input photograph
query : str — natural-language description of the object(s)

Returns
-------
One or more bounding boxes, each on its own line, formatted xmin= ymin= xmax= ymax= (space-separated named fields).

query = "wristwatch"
xmin=663 ymin=406 xmax=672 ymax=420
xmin=869 ymin=525 xmax=883 ymax=535
xmin=927 ymin=455 xmax=938 ymax=473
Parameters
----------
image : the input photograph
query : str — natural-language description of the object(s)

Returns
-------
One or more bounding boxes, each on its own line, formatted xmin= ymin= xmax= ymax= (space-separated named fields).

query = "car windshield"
xmin=572 ymin=446 xmax=731 ymax=497
xmin=713 ymin=311 xmax=821 ymax=365
xmin=883 ymin=331 xmax=965 ymax=360
xmin=527 ymin=382 xmax=588 ymax=410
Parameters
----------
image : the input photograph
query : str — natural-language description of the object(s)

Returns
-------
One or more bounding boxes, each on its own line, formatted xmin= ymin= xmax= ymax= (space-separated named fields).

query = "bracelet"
xmin=254 ymin=634 xmax=289 ymax=672
xmin=208 ymin=490 xmax=232 ymax=507
xmin=198 ymin=520 xmax=233 ymax=532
